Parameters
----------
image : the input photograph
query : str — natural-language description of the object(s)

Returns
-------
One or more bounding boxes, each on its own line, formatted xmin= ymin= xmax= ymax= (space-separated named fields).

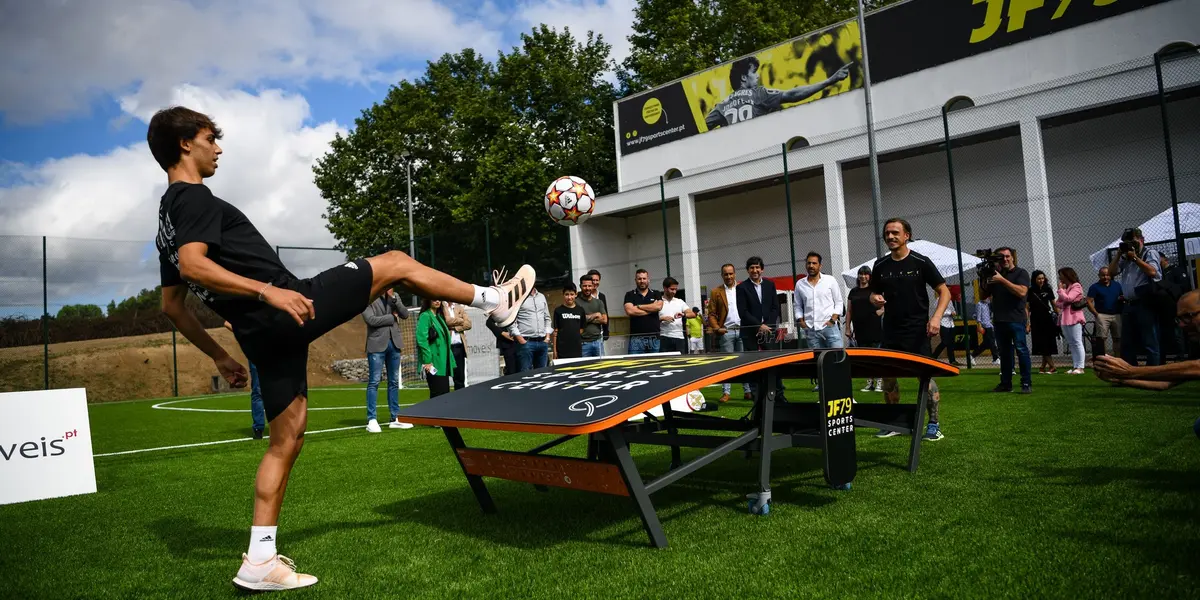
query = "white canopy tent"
xmin=1088 ymin=203 xmax=1200 ymax=271
xmin=841 ymin=240 xmax=983 ymax=290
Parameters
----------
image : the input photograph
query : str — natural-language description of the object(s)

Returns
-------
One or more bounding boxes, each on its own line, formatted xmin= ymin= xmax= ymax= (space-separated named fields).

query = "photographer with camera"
xmin=1107 ymin=227 xmax=1163 ymax=366
xmin=979 ymin=247 xmax=1033 ymax=394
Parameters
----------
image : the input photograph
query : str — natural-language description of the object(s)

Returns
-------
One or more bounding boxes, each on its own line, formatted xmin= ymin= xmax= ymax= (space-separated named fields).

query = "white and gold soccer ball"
xmin=544 ymin=175 xmax=595 ymax=226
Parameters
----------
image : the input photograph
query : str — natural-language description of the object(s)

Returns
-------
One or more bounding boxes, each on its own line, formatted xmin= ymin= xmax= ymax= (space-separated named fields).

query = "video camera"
xmin=1118 ymin=228 xmax=1139 ymax=256
xmin=974 ymin=248 xmax=1005 ymax=280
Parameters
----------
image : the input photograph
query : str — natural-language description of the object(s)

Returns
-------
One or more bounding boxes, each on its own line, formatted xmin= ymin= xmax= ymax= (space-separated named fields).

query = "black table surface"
xmin=395 ymin=349 xmax=957 ymax=435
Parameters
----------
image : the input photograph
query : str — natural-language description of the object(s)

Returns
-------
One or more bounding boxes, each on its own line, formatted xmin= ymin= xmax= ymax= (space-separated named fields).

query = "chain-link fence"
xmin=2 ymin=241 xmax=395 ymax=401
xmin=582 ymin=47 xmax=1200 ymax=371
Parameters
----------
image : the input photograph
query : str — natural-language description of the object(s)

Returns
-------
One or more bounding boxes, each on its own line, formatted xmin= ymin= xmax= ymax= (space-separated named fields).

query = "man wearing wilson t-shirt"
xmin=869 ymin=218 xmax=953 ymax=441
xmin=552 ymin=282 xmax=586 ymax=360
xmin=658 ymin=277 xmax=696 ymax=354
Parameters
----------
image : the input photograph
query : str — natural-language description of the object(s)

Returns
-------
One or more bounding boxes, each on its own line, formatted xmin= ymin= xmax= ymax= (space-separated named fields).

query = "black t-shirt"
xmin=553 ymin=305 xmax=586 ymax=358
xmin=597 ymin=291 xmax=610 ymax=340
xmin=847 ymin=287 xmax=882 ymax=345
xmin=156 ymin=182 xmax=292 ymax=325
xmin=869 ymin=250 xmax=946 ymax=340
xmin=988 ymin=267 xmax=1031 ymax=323
xmin=624 ymin=288 xmax=663 ymax=335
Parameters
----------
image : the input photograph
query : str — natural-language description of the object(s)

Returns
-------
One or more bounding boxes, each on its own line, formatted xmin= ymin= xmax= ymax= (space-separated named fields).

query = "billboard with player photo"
xmin=616 ymin=20 xmax=863 ymax=156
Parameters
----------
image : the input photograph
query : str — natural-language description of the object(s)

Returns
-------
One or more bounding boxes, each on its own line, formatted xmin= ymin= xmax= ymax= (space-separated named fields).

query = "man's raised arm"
xmin=780 ymin=64 xmax=851 ymax=104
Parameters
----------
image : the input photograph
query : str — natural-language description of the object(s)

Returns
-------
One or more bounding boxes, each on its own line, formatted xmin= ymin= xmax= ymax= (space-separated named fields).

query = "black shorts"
xmin=881 ymin=333 xmax=933 ymax=358
xmin=233 ymin=258 xmax=375 ymax=422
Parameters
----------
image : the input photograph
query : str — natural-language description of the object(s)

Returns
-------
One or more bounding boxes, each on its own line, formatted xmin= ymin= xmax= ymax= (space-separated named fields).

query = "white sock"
xmin=471 ymin=285 xmax=500 ymax=312
xmin=248 ymin=526 xmax=277 ymax=563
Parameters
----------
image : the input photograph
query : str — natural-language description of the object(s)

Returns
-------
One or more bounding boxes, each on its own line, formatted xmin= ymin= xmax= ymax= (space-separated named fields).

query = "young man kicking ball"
xmin=147 ymin=106 xmax=535 ymax=591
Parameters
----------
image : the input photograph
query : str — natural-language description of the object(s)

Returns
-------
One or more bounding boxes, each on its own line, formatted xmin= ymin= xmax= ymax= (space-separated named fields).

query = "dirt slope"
xmin=0 ymin=320 xmax=368 ymax=403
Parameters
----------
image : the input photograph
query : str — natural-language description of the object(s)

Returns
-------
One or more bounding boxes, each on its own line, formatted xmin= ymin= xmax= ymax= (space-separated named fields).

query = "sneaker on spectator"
xmin=366 ymin=419 xmax=381 ymax=433
xmin=923 ymin=422 xmax=943 ymax=441
xmin=990 ymin=385 xmax=1012 ymax=393
xmin=875 ymin=429 xmax=901 ymax=438
xmin=1020 ymin=384 xmax=1032 ymax=394
xmin=389 ymin=420 xmax=414 ymax=429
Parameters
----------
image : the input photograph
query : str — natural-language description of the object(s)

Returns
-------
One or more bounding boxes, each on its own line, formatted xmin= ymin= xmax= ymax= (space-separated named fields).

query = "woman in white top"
xmin=930 ymin=301 xmax=960 ymax=365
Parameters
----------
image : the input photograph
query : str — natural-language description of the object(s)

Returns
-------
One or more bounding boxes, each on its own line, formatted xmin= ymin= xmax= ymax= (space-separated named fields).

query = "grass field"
xmin=1 ymin=371 xmax=1198 ymax=599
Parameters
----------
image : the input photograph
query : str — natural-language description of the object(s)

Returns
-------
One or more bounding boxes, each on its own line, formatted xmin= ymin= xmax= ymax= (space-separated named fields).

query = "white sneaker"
xmin=366 ymin=419 xmax=381 ymax=433
xmin=389 ymin=420 xmax=414 ymax=429
xmin=860 ymin=385 xmax=874 ymax=393
xmin=487 ymin=265 xmax=536 ymax=328
xmin=232 ymin=554 xmax=318 ymax=592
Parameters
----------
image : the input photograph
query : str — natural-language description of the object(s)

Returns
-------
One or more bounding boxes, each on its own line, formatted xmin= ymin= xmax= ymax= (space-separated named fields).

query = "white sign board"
xmin=462 ymin=306 xmax=501 ymax=386
xmin=0 ymin=388 xmax=97 ymax=506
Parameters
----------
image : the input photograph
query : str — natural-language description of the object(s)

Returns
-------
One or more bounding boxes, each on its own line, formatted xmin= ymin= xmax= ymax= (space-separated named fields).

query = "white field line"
xmin=93 ymin=425 xmax=369 ymax=458
xmin=151 ymin=397 xmax=418 ymax=413
xmin=92 ymin=386 xmax=374 ymax=407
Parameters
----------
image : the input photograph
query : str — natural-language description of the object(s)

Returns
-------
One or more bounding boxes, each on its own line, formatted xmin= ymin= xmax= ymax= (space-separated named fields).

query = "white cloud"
xmin=2 ymin=85 xmax=344 ymax=247
xmin=0 ymin=0 xmax=503 ymax=124
xmin=0 ymin=85 xmax=348 ymax=313
xmin=513 ymin=0 xmax=636 ymax=67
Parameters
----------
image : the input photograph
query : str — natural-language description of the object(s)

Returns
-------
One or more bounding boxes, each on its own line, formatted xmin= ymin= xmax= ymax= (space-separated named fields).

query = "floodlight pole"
xmin=857 ymin=0 xmax=884 ymax=258
xmin=942 ymin=104 xmax=972 ymax=368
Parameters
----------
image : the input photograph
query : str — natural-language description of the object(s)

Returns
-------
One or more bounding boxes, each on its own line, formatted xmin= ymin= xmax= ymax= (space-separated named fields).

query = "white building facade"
xmin=572 ymin=0 xmax=1200 ymax=309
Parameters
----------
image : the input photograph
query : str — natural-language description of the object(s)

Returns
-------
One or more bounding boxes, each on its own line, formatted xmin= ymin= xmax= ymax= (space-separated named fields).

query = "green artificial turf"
xmin=1 ymin=372 xmax=1197 ymax=599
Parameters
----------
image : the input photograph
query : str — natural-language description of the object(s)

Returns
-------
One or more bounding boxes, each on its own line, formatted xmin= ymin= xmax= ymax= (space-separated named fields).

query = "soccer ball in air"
xmin=545 ymin=175 xmax=595 ymax=226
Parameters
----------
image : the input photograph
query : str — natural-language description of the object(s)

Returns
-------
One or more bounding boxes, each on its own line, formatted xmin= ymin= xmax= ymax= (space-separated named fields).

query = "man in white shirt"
xmin=658 ymin=277 xmax=695 ymax=355
xmin=794 ymin=252 xmax=844 ymax=349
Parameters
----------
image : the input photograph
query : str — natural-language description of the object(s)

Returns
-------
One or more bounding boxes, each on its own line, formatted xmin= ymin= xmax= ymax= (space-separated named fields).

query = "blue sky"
xmin=0 ymin=0 xmax=634 ymax=317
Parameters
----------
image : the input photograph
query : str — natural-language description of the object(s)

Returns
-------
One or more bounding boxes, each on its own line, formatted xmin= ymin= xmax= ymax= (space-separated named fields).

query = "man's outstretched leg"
xmin=365 ymin=251 xmax=534 ymax=327
xmin=233 ymin=395 xmax=318 ymax=592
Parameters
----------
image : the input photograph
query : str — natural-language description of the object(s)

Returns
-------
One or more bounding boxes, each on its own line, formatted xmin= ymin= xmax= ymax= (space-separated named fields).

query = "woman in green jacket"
xmin=417 ymin=297 xmax=457 ymax=397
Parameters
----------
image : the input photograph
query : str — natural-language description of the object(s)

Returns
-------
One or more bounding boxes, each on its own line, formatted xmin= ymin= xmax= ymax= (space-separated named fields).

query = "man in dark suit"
xmin=736 ymin=256 xmax=784 ymax=398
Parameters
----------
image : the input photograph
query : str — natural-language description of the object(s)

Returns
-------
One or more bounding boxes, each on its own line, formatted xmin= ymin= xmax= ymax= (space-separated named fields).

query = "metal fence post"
xmin=172 ymin=326 xmax=179 ymax=397
xmin=484 ymin=217 xmax=493 ymax=284
xmin=782 ymin=143 xmax=798 ymax=288
xmin=42 ymin=235 xmax=49 ymax=389
xmin=659 ymin=176 xmax=671 ymax=277
xmin=942 ymin=102 xmax=973 ymax=368
xmin=1153 ymin=46 xmax=1194 ymax=267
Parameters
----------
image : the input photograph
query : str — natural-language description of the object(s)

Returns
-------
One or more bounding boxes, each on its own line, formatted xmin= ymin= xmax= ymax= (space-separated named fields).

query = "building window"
xmin=664 ymin=168 xmax=683 ymax=180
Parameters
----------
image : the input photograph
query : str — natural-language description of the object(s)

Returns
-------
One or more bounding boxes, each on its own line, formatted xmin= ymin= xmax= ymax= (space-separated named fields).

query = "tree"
xmin=619 ymin=0 xmax=894 ymax=94
xmin=56 ymin=304 xmax=103 ymax=320
xmin=314 ymin=26 xmax=618 ymax=285
xmin=107 ymin=287 xmax=162 ymax=320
